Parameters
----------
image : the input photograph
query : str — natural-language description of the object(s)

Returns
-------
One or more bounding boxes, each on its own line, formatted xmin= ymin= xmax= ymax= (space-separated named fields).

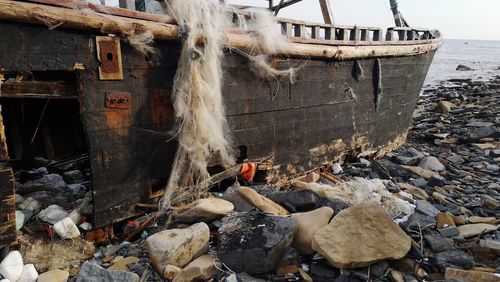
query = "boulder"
xmin=267 ymin=190 xmax=318 ymax=213
xmin=445 ymin=268 xmax=500 ymax=282
xmin=418 ymin=157 xmax=445 ymax=172
xmin=145 ymin=222 xmax=210 ymax=272
xmin=217 ymin=212 xmax=298 ymax=274
xmin=76 ymin=262 xmax=139 ymax=282
xmin=290 ymin=207 xmax=334 ymax=254
xmin=434 ymin=250 xmax=474 ymax=270
xmin=0 ymin=251 xmax=23 ymax=282
xmin=37 ymin=269 xmax=70 ymax=282
xmin=237 ymin=187 xmax=289 ymax=215
xmin=457 ymin=224 xmax=498 ymax=238
xmin=312 ymin=201 xmax=411 ymax=269
xmin=173 ymin=254 xmax=220 ymax=282
xmin=172 ymin=198 xmax=234 ymax=223
xmin=17 ymin=264 xmax=38 ymax=282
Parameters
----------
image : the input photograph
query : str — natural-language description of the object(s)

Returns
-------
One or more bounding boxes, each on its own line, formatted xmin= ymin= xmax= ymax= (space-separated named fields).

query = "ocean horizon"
xmin=424 ymin=39 xmax=500 ymax=86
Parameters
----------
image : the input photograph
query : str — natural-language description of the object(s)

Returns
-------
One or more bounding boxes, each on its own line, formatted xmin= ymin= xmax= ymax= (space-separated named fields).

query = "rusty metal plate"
xmin=96 ymin=36 xmax=123 ymax=80
xmin=105 ymin=91 xmax=131 ymax=109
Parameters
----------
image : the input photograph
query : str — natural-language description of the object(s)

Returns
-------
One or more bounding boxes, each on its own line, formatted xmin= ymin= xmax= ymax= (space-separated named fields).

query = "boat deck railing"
xmin=18 ymin=0 xmax=441 ymax=46
xmin=276 ymin=17 xmax=440 ymax=45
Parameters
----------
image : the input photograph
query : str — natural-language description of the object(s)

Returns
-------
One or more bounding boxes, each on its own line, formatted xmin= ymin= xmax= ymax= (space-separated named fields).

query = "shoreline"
xmin=3 ymin=76 xmax=499 ymax=281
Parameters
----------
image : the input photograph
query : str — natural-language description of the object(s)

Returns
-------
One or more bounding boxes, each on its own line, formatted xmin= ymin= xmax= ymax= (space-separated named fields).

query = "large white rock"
xmin=0 ymin=251 xmax=23 ymax=282
xmin=290 ymin=207 xmax=334 ymax=255
xmin=173 ymin=198 xmax=234 ymax=223
xmin=145 ymin=222 xmax=210 ymax=273
xmin=53 ymin=217 xmax=81 ymax=239
xmin=312 ymin=201 xmax=411 ymax=269
xmin=17 ymin=264 xmax=38 ymax=282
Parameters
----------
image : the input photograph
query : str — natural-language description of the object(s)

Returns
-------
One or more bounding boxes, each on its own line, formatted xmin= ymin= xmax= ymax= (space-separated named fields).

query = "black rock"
xmin=220 ymin=185 xmax=255 ymax=212
xmin=316 ymin=198 xmax=350 ymax=214
xmin=410 ymin=178 xmax=428 ymax=188
xmin=456 ymin=64 xmax=474 ymax=71
xmin=16 ymin=173 xmax=67 ymax=194
xmin=400 ymin=212 xmax=436 ymax=233
xmin=433 ymin=249 xmax=474 ymax=271
xmin=310 ymin=261 xmax=340 ymax=282
xmin=236 ymin=273 xmax=267 ymax=282
xmin=428 ymin=175 xmax=446 ymax=187
xmin=76 ymin=261 xmax=140 ymax=282
xmin=63 ymin=170 xmax=84 ymax=184
xmin=217 ymin=212 xmax=298 ymax=274
xmin=460 ymin=126 xmax=499 ymax=143
xmin=424 ymin=234 xmax=454 ymax=252
xmin=267 ymin=190 xmax=318 ymax=213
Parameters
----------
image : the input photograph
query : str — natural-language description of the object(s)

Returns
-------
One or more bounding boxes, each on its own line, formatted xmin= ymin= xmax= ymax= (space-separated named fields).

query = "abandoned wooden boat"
xmin=0 ymin=0 xmax=441 ymax=249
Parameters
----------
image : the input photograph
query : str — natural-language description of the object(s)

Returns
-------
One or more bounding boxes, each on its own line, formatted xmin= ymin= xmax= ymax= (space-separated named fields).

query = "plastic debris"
xmin=37 ymin=205 xmax=69 ymax=225
xmin=53 ymin=217 xmax=81 ymax=239
xmin=332 ymin=163 xmax=343 ymax=174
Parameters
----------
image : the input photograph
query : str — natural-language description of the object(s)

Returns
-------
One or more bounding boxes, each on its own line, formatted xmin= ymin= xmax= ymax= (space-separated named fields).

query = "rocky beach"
xmin=1 ymin=75 xmax=499 ymax=282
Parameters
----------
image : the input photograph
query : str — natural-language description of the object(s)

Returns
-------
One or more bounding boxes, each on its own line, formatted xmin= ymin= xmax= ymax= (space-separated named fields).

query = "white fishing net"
xmin=158 ymin=0 xmax=298 ymax=211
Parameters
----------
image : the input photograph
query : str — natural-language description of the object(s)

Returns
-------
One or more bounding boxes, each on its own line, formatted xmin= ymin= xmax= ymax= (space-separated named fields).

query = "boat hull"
xmin=0 ymin=21 xmax=435 ymax=232
xmin=224 ymin=51 xmax=436 ymax=180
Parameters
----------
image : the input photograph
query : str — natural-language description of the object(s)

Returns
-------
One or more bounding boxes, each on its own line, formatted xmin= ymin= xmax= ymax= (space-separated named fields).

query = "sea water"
xmin=424 ymin=39 xmax=500 ymax=86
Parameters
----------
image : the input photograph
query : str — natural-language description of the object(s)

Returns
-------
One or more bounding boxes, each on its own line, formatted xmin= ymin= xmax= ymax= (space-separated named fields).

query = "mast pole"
xmin=389 ymin=0 xmax=409 ymax=27
xmin=319 ymin=0 xmax=334 ymax=25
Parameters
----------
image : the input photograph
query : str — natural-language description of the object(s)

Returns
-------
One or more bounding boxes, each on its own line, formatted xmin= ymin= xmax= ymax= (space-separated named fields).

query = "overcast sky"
xmin=104 ymin=0 xmax=500 ymax=40
xmin=228 ymin=0 xmax=500 ymax=40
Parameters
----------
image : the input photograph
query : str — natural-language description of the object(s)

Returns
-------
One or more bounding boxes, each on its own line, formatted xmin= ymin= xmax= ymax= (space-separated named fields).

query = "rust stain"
xmin=151 ymin=89 xmax=173 ymax=130
xmin=105 ymin=110 xmax=130 ymax=136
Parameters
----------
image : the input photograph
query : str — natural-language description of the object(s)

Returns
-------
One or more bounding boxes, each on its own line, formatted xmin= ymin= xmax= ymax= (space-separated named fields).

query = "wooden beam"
xmin=22 ymin=0 xmax=176 ymax=24
xmin=0 ymin=0 xmax=441 ymax=60
xmin=319 ymin=0 xmax=334 ymax=25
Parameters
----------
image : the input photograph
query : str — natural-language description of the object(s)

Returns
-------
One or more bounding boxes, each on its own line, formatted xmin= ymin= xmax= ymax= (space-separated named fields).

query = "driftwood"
xmin=171 ymin=164 xmax=242 ymax=205
xmin=0 ymin=0 xmax=441 ymax=60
